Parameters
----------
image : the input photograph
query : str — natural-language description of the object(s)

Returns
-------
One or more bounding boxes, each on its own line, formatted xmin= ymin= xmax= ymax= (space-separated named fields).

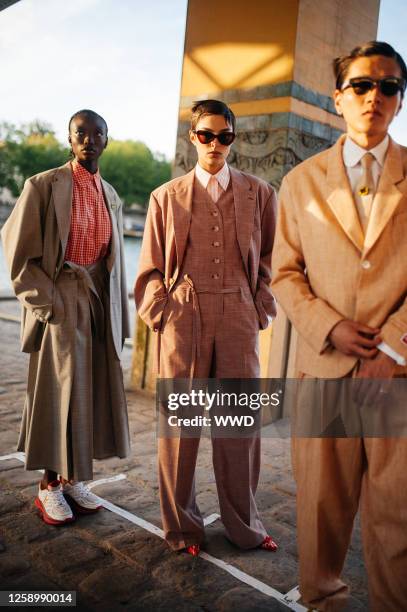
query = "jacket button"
xmin=212 ymin=211 xmax=218 ymax=216
xmin=212 ymin=273 xmax=219 ymax=280
xmin=213 ymin=258 xmax=220 ymax=264
xmin=212 ymin=226 xmax=219 ymax=232
xmin=361 ymin=260 xmax=371 ymax=269
xmin=213 ymin=241 xmax=220 ymax=247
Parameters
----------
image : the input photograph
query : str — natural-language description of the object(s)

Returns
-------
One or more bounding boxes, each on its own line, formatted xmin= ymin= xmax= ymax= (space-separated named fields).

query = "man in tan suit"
xmin=136 ymin=99 xmax=278 ymax=556
xmin=271 ymin=42 xmax=407 ymax=611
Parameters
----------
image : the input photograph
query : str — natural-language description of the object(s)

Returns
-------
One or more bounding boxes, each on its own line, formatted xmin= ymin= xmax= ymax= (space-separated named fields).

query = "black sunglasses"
xmin=342 ymin=76 xmax=405 ymax=97
xmin=193 ymin=130 xmax=236 ymax=146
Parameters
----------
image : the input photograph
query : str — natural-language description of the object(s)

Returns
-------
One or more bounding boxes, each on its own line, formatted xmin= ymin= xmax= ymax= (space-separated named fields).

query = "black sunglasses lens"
xmin=352 ymin=80 xmax=373 ymax=95
xmin=196 ymin=131 xmax=215 ymax=144
xmin=218 ymin=132 xmax=235 ymax=145
xmin=195 ymin=130 xmax=235 ymax=145
xmin=350 ymin=78 xmax=402 ymax=97
xmin=380 ymin=80 xmax=400 ymax=96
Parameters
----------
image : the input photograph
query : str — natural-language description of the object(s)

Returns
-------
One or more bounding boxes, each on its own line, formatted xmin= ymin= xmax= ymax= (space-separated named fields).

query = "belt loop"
xmin=240 ymin=287 xmax=244 ymax=302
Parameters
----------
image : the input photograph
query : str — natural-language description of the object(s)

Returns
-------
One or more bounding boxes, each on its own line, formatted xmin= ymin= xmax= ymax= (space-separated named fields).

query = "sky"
xmin=0 ymin=0 xmax=188 ymax=158
xmin=377 ymin=0 xmax=407 ymax=145
xmin=0 ymin=0 xmax=406 ymax=159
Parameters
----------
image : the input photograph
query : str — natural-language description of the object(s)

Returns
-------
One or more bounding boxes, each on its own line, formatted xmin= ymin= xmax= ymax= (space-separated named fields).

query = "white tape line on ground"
xmin=99 ymin=498 xmax=165 ymax=538
xmin=87 ymin=474 xmax=127 ymax=489
xmin=0 ymin=452 xmax=26 ymax=462
xmin=100 ymin=500 xmax=303 ymax=611
xmin=0 ymin=452 xmax=306 ymax=611
xmin=203 ymin=512 xmax=220 ymax=526
xmin=283 ymin=586 xmax=302 ymax=604
xmin=199 ymin=552 xmax=306 ymax=611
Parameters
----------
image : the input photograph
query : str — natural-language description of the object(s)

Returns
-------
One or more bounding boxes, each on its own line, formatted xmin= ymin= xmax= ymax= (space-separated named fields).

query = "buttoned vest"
xmin=179 ymin=178 xmax=250 ymax=292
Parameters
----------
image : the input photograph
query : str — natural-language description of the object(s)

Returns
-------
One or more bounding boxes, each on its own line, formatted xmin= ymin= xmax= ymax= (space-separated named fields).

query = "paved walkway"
xmin=0 ymin=299 xmax=368 ymax=611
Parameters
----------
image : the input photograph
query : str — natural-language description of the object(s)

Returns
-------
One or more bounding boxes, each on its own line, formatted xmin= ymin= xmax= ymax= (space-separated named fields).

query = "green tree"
xmin=0 ymin=121 xmax=171 ymax=206
xmin=0 ymin=121 xmax=69 ymax=196
xmin=100 ymin=139 xmax=171 ymax=207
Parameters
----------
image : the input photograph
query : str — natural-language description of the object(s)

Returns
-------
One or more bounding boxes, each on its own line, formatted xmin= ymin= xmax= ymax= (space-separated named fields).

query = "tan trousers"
xmin=19 ymin=260 xmax=130 ymax=481
xmin=158 ymin=288 xmax=267 ymax=550
xmin=293 ymin=437 xmax=407 ymax=612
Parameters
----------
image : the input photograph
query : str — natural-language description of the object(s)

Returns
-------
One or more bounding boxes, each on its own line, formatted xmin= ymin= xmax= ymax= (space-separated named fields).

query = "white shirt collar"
xmin=195 ymin=162 xmax=230 ymax=191
xmin=343 ymin=134 xmax=389 ymax=168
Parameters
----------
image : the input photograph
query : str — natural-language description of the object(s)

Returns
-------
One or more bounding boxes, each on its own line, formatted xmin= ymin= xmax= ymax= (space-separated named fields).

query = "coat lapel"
xmin=52 ymin=162 xmax=73 ymax=260
xmin=171 ymin=169 xmax=194 ymax=276
xmin=326 ymin=135 xmax=364 ymax=252
xmin=230 ymin=166 xmax=256 ymax=273
xmin=363 ymin=138 xmax=405 ymax=256
xmin=101 ymin=179 xmax=118 ymax=272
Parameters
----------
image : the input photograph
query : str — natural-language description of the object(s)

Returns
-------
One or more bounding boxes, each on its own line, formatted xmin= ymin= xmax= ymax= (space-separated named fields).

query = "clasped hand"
xmin=328 ymin=319 xmax=396 ymax=405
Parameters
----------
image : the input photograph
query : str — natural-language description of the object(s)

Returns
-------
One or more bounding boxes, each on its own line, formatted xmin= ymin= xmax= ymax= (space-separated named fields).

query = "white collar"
xmin=195 ymin=162 xmax=230 ymax=191
xmin=343 ymin=134 xmax=389 ymax=168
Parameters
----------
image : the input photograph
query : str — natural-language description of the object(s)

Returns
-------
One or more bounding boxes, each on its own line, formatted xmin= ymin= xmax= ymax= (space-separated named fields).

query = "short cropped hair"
xmin=68 ymin=109 xmax=108 ymax=133
xmin=333 ymin=41 xmax=407 ymax=96
xmin=191 ymin=99 xmax=236 ymax=131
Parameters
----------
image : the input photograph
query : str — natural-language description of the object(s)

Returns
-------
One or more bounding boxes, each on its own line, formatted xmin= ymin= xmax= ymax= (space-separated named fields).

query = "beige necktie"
xmin=354 ymin=152 xmax=375 ymax=235
xmin=207 ymin=175 xmax=219 ymax=203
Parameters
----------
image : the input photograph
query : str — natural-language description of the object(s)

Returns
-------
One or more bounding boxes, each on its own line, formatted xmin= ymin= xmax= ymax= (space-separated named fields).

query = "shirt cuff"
xmin=378 ymin=342 xmax=407 ymax=366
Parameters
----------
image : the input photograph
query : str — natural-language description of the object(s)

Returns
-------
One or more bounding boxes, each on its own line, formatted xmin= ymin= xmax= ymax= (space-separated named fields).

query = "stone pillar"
xmin=132 ymin=0 xmax=381 ymax=388
xmin=173 ymin=0 xmax=380 ymax=379
xmin=175 ymin=0 xmax=380 ymax=188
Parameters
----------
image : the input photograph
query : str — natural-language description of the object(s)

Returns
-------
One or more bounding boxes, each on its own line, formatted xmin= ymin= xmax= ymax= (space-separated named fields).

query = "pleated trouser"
xmin=158 ymin=284 xmax=267 ymax=550
xmin=18 ymin=259 xmax=130 ymax=481
xmin=292 ymin=374 xmax=407 ymax=612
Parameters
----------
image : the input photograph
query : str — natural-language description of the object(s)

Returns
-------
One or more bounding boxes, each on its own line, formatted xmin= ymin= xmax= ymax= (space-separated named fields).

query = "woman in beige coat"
xmin=1 ymin=109 xmax=130 ymax=525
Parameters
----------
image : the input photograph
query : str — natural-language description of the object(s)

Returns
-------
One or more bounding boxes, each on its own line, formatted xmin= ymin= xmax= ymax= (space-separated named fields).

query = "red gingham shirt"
xmin=64 ymin=161 xmax=112 ymax=265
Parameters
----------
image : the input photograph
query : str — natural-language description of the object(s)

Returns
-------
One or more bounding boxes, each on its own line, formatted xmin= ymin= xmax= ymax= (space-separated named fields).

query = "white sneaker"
xmin=61 ymin=481 xmax=102 ymax=514
xmin=35 ymin=481 xmax=74 ymax=525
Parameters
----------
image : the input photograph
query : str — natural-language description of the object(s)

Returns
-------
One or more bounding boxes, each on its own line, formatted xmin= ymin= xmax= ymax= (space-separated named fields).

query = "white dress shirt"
xmin=343 ymin=134 xmax=389 ymax=192
xmin=342 ymin=135 xmax=405 ymax=366
xmin=195 ymin=162 xmax=230 ymax=202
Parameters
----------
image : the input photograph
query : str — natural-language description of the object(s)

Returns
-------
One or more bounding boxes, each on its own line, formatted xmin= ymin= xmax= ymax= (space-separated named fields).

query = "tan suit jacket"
xmin=271 ymin=135 xmax=407 ymax=378
xmin=1 ymin=162 xmax=130 ymax=358
xmin=135 ymin=166 xmax=277 ymax=333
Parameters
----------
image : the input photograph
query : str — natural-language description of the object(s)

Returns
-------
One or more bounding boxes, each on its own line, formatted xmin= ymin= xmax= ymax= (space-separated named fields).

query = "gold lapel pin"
xmin=358 ymin=186 xmax=370 ymax=196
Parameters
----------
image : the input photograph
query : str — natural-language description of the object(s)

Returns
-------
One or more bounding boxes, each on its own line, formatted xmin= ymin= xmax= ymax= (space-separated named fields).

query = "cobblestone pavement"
xmin=0 ymin=300 xmax=368 ymax=611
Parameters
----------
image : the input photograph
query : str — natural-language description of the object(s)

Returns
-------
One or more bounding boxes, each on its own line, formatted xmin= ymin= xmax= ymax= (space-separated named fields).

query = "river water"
xmin=0 ymin=236 xmax=142 ymax=293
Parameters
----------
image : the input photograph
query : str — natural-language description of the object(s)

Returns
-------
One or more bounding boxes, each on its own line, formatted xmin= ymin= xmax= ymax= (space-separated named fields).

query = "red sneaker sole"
xmin=34 ymin=497 xmax=75 ymax=526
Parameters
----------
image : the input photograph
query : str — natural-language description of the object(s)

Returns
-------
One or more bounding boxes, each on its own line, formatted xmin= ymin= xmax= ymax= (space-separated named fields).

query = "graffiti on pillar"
xmin=173 ymin=120 xmax=336 ymax=189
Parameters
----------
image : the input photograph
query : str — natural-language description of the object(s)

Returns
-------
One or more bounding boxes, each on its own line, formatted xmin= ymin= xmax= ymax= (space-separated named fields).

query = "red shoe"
xmin=35 ymin=481 xmax=74 ymax=526
xmin=186 ymin=544 xmax=200 ymax=556
xmin=260 ymin=535 xmax=278 ymax=551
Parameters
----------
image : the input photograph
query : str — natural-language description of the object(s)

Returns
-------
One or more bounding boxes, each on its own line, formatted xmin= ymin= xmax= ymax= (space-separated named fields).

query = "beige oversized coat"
xmin=1 ymin=162 xmax=130 ymax=471
xmin=2 ymin=162 xmax=130 ymax=357
xmin=271 ymin=135 xmax=407 ymax=378
xmin=135 ymin=166 xmax=277 ymax=343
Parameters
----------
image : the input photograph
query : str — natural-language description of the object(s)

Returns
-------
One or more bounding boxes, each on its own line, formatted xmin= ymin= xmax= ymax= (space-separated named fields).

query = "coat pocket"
xmin=49 ymin=285 xmax=65 ymax=325
xmin=21 ymin=308 xmax=46 ymax=353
